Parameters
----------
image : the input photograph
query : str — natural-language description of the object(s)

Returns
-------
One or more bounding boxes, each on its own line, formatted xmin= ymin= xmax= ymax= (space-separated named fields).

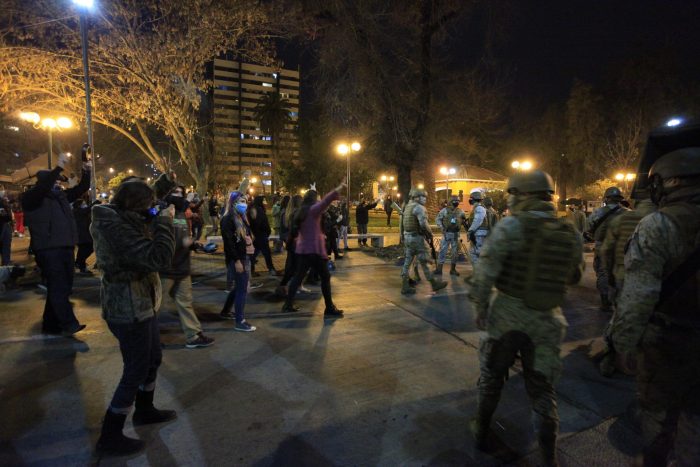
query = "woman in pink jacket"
xmin=282 ymin=179 xmax=346 ymax=317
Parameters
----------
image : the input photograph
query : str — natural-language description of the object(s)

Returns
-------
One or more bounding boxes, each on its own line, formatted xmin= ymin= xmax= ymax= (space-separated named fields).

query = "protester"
xmin=73 ymin=193 xmax=95 ymax=275
xmin=0 ymin=186 xmax=12 ymax=265
xmin=207 ymin=193 xmax=221 ymax=236
xmin=338 ymin=200 xmax=350 ymax=251
xmin=282 ymin=180 xmax=347 ymax=316
xmin=160 ymin=185 xmax=215 ymax=348
xmin=324 ymin=201 xmax=343 ymax=261
xmin=248 ymin=195 xmax=277 ymax=276
xmin=187 ymin=192 xmax=205 ymax=241
xmin=219 ymin=190 xmax=257 ymax=332
xmin=271 ymin=194 xmax=284 ymax=253
xmin=355 ymin=198 xmax=378 ymax=246
xmin=278 ymin=194 xmax=303 ymax=295
xmin=22 ymin=152 xmax=90 ymax=335
xmin=383 ymin=195 xmax=393 ymax=226
xmin=278 ymin=195 xmax=291 ymax=250
xmin=11 ymin=197 xmax=25 ymax=238
xmin=91 ymin=178 xmax=177 ymax=455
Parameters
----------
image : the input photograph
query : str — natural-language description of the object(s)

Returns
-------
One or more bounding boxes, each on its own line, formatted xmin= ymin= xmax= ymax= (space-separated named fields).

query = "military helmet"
xmin=407 ymin=188 xmax=416 ymax=198
xmin=506 ymin=170 xmax=555 ymax=194
xmin=411 ymin=187 xmax=427 ymax=199
xmin=649 ymin=147 xmax=700 ymax=204
xmin=469 ymin=189 xmax=483 ymax=201
xmin=603 ymin=187 xmax=623 ymax=200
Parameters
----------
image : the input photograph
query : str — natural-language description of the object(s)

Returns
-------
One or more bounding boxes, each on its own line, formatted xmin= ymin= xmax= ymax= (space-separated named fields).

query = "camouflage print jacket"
xmin=612 ymin=192 xmax=700 ymax=353
xmin=91 ymin=204 xmax=175 ymax=324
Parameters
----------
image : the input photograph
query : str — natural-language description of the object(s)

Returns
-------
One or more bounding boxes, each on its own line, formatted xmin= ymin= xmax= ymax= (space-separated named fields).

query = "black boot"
xmin=471 ymin=394 xmax=500 ymax=451
xmin=538 ymin=418 xmax=559 ymax=467
xmin=449 ymin=264 xmax=460 ymax=276
xmin=96 ymin=409 xmax=144 ymax=455
xmin=132 ymin=390 xmax=177 ymax=426
xmin=600 ymin=294 xmax=613 ymax=313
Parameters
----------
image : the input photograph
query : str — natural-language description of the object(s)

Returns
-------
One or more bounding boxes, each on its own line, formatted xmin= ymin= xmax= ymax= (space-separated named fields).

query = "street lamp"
xmin=20 ymin=112 xmax=73 ymax=169
xmin=511 ymin=160 xmax=534 ymax=171
xmin=615 ymin=172 xmax=636 ymax=193
xmin=336 ymin=141 xmax=361 ymax=202
xmin=439 ymin=166 xmax=456 ymax=202
xmin=72 ymin=0 xmax=96 ymax=200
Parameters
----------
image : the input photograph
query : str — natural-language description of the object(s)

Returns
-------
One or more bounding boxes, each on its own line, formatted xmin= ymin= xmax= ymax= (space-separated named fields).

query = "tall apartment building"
xmin=211 ymin=59 xmax=300 ymax=190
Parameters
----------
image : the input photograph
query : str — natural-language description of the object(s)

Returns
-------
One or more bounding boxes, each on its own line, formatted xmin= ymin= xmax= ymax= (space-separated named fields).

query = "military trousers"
xmin=401 ymin=234 xmax=433 ymax=280
xmin=438 ymin=231 xmax=460 ymax=265
xmin=469 ymin=230 xmax=488 ymax=266
xmin=637 ymin=321 xmax=700 ymax=467
xmin=593 ymin=245 xmax=609 ymax=300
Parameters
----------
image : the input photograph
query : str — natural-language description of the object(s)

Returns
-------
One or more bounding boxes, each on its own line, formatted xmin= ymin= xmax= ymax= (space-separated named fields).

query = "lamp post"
xmin=439 ymin=166 xmax=456 ymax=202
xmin=336 ymin=141 xmax=361 ymax=203
xmin=615 ymin=172 xmax=636 ymax=194
xmin=72 ymin=0 xmax=96 ymax=200
xmin=20 ymin=112 xmax=73 ymax=169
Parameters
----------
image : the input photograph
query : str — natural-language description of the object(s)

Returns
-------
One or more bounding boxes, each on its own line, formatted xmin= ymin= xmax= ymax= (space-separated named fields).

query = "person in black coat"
xmin=247 ymin=195 xmax=277 ymax=276
xmin=355 ymin=198 xmax=379 ymax=246
xmin=73 ymin=193 xmax=96 ymax=274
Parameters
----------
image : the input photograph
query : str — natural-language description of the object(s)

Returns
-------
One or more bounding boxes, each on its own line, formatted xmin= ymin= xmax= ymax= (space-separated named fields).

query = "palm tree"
xmin=253 ymin=91 xmax=292 ymax=193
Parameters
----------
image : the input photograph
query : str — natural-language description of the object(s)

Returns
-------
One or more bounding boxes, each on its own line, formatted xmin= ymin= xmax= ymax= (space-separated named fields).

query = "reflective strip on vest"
xmin=495 ymin=215 xmax=578 ymax=310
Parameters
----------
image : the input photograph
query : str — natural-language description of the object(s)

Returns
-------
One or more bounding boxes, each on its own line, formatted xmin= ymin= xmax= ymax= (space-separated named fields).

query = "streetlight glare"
xmin=615 ymin=173 xmax=625 ymax=181
xmin=417 ymin=183 xmax=424 ymax=189
xmin=251 ymin=177 xmax=258 ymax=183
xmin=625 ymin=173 xmax=636 ymax=181
xmin=20 ymin=111 xmax=40 ymax=124
xmin=351 ymin=142 xmax=361 ymax=152
xmin=521 ymin=161 xmax=533 ymax=171
xmin=439 ymin=166 xmax=448 ymax=175
xmin=127 ymin=169 xmax=134 ymax=174
xmin=666 ymin=118 xmax=683 ymax=127
xmin=381 ymin=175 xmax=387 ymax=182
xmin=389 ymin=176 xmax=395 ymax=181
xmin=56 ymin=117 xmax=72 ymax=129
xmin=72 ymin=0 xmax=95 ymax=8
xmin=511 ymin=161 xmax=520 ymax=169
xmin=337 ymin=143 xmax=349 ymax=155
xmin=41 ymin=118 xmax=57 ymax=129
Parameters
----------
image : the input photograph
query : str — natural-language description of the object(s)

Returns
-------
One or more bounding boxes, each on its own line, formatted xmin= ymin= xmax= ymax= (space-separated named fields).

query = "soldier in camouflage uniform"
xmin=565 ymin=200 xmax=587 ymax=234
xmin=611 ymin=146 xmax=700 ymax=467
xmin=468 ymin=170 xmax=584 ymax=466
xmin=597 ymin=189 xmax=656 ymax=377
xmin=483 ymin=196 xmax=500 ymax=229
xmin=586 ymin=187 xmax=629 ymax=312
xmin=466 ymin=190 xmax=490 ymax=266
xmin=400 ymin=188 xmax=447 ymax=295
xmin=393 ymin=197 xmax=422 ymax=285
xmin=435 ymin=195 xmax=468 ymax=276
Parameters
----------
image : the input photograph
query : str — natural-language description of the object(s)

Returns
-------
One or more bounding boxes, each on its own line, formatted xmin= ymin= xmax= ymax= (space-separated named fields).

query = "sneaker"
xmin=298 ymin=286 xmax=312 ymax=294
xmin=248 ymin=282 xmax=263 ymax=291
xmin=234 ymin=320 xmax=256 ymax=332
xmin=220 ymin=310 xmax=236 ymax=320
xmin=185 ymin=332 xmax=215 ymax=348
xmin=324 ymin=306 xmax=344 ymax=318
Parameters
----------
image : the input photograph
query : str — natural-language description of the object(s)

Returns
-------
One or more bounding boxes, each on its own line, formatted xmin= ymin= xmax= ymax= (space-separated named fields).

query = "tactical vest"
xmin=402 ymin=201 xmax=420 ymax=233
xmin=467 ymin=204 xmax=489 ymax=231
xmin=654 ymin=202 xmax=700 ymax=324
xmin=495 ymin=214 xmax=578 ymax=310
xmin=441 ymin=206 xmax=463 ymax=232
xmin=592 ymin=205 xmax=626 ymax=243
xmin=612 ymin=210 xmax=646 ymax=281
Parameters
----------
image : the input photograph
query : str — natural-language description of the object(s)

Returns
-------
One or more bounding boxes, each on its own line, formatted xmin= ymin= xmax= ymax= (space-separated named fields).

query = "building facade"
xmin=211 ymin=59 xmax=300 ymax=190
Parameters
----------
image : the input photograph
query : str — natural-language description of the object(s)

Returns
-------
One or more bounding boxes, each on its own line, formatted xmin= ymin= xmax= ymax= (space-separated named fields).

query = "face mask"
xmin=417 ymin=196 xmax=427 ymax=205
xmin=451 ymin=201 xmax=459 ymax=207
xmin=166 ymin=195 xmax=187 ymax=212
xmin=235 ymin=203 xmax=247 ymax=215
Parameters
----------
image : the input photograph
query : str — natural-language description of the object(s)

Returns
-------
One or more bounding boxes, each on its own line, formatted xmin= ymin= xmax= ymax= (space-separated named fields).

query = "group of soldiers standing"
xmin=396 ymin=121 xmax=700 ymax=466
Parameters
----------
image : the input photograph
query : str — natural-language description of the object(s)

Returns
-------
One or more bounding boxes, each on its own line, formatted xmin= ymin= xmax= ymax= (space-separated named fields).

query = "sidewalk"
xmin=0 ymin=239 xmax=641 ymax=466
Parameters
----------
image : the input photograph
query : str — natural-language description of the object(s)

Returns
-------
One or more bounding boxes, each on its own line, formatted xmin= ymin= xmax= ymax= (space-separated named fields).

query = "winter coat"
xmin=72 ymin=201 xmax=93 ymax=245
xmin=355 ymin=201 xmax=378 ymax=225
xmin=159 ymin=209 xmax=192 ymax=279
xmin=295 ymin=190 xmax=339 ymax=256
xmin=221 ymin=211 xmax=252 ymax=265
xmin=90 ymin=204 xmax=175 ymax=324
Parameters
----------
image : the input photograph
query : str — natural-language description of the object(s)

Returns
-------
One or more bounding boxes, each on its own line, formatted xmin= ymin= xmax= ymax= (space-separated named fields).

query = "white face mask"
xmin=417 ymin=196 xmax=427 ymax=205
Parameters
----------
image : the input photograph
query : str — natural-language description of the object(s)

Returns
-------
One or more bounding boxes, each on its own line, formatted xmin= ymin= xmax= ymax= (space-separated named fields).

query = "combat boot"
xmin=401 ymin=277 xmax=416 ymax=295
xmin=96 ymin=409 xmax=145 ymax=455
xmin=538 ymin=418 xmax=559 ymax=467
xmin=449 ymin=264 xmax=460 ymax=276
xmin=429 ymin=277 xmax=447 ymax=292
xmin=469 ymin=417 xmax=488 ymax=451
xmin=132 ymin=390 xmax=177 ymax=426
xmin=434 ymin=263 xmax=443 ymax=275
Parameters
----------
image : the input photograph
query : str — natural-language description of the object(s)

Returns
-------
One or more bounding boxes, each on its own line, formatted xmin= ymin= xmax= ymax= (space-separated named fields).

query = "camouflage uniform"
xmin=436 ymin=204 xmax=467 ymax=267
xmin=587 ymin=202 xmax=629 ymax=310
xmin=566 ymin=207 xmax=587 ymax=233
xmin=612 ymin=194 xmax=700 ymax=466
xmin=469 ymin=196 xmax=583 ymax=466
xmin=401 ymin=196 xmax=446 ymax=293
xmin=467 ymin=202 xmax=489 ymax=265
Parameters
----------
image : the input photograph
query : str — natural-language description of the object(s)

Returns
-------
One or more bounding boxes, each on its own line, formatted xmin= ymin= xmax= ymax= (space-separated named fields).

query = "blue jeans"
xmin=222 ymin=258 xmax=250 ymax=323
xmin=107 ymin=317 xmax=161 ymax=410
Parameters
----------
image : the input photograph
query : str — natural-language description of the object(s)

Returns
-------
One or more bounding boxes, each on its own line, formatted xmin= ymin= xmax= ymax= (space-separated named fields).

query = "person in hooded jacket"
xmin=22 ymin=151 xmax=91 ymax=335
xmin=91 ymin=178 xmax=177 ymax=456
xmin=159 ymin=185 xmax=215 ymax=348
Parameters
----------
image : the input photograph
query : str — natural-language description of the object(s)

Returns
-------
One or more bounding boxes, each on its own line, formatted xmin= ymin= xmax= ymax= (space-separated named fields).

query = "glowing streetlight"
xmin=127 ymin=169 xmax=134 ymax=174
xmin=615 ymin=173 xmax=625 ymax=181
xmin=511 ymin=160 xmax=520 ymax=169
xmin=251 ymin=177 xmax=258 ymax=183
xmin=521 ymin=161 xmax=533 ymax=171
xmin=615 ymin=172 xmax=636 ymax=192
xmin=109 ymin=167 xmax=114 ymax=174
xmin=417 ymin=183 xmax=424 ymax=189
xmin=380 ymin=175 xmax=387 ymax=182
xmin=666 ymin=117 xmax=683 ymax=127
xmin=336 ymin=140 xmax=362 ymax=202
xmin=439 ymin=166 xmax=457 ymax=202
xmin=512 ymin=160 xmax=534 ymax=171
xmin=20 ymin=112 xmax=73 ymax=169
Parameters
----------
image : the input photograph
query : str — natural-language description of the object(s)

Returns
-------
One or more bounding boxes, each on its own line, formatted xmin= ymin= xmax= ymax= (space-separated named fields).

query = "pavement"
xmin=0 ymin=237 xmax=642 ymax=466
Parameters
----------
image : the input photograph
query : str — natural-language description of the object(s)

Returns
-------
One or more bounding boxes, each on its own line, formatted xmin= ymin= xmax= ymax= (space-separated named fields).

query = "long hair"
xmin=112 ymin=179 xmax=154 ymax=212
xmin=293 ymin=191 xmax=318 ymax=230
xmin=223 ymin=191 xmax=243 ymax=217
xmin=285 ymin=194 xmax=302 ymax=228
xmin=280 ymin=195 xmax=290 ymax=210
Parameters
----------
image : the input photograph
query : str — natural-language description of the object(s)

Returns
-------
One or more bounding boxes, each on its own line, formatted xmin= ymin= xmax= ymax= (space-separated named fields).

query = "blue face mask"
xmin=235 ymin=203 xmax=247 ymax=215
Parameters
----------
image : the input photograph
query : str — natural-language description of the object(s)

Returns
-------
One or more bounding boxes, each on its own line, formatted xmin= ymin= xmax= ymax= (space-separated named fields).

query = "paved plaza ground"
xmin=0 ymin=236 xmax=643 ymax=466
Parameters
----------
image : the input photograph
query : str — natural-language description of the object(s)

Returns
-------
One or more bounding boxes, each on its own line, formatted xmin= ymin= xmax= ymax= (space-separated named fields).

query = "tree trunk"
xmin=396 ymin=161 xmax=413 ymax=208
